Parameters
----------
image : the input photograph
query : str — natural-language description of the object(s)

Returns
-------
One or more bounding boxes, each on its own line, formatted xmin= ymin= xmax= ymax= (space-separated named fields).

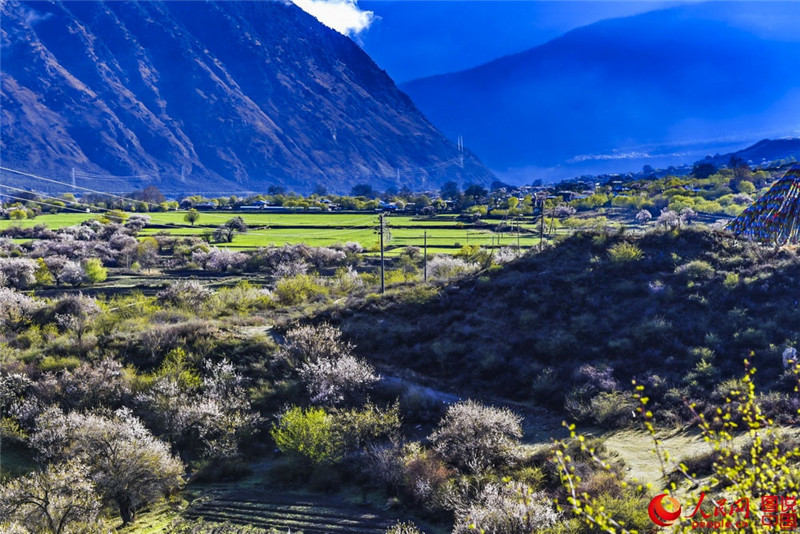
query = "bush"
xmin=426 ymin=255 xmax=478 ymax=281
xmin=33 ymin=258 xmax=54 ymax=286
xmin=270 ymin=406 xmax=341 ymax=465
xmin=607 ymin=242 xmax=643 ymax=263
xmin=274 ymin=274 xmax=327 ymax=305
xmin=39 ymin=356 xmax=82 ymax=372
xmin=279 ymin=323 xmax=354 ymax=364
xmin=0 ymin=258 xmax=37 ymax=289
xmin=428 ymin=400 xmax=522 ymax=473
xmin=588 ymin=391 xmax=636 ymax=428
xmin=385 ymin=521 xmax=425 ymax=534
xmin=299 ymin=354 xmax=379 ymax=405
xmin=82 ymin=258 xmax=107 ymax=283
xmin=0 ymin=288 xmax=42 ymax=325
xmin=158 ymin=280 xmax=212 ymax=308
xmin=333 ymin=402 xmax=401 ymax=453
xmin=676 ymin=259 xmax=715 ymax=279
xmin=30 ymin=407 xmax=184 ymax=524
xmin=723 ymin=272 xmax=739 ymax=288
xmin=192 ymin=248 xmax=247 ymax=272
xmin=452 ymin=481 xmax=559 ymax=534
xmin=0 ymin=460 xmax=104 ymax=533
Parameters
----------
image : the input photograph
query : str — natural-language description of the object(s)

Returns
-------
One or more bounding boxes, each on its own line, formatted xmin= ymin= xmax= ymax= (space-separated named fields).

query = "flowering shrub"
xmin=192 ymin=248 xmax=248 ymax=272
xmin=0 ymin=258 xmax=37 ymax=288
xmin=0 ymin=288 xmax=42 ymax=324
xmin=451 ymin=481 xmax=559 ymax=534
xmin=158 ymin=280 xmax=212 ymax=308
xmin=429 ymin=400 xmax=522 ymax=473
xmin=299 ymin=353 xmax=379 ymax=405
xmin=427 ymin=255 xmax=478 ymax=281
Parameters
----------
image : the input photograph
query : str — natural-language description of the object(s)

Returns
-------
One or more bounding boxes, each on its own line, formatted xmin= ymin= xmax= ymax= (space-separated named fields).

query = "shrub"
xmin=270 ymin=406 xmax=341 ymax=465
xmin=299 ymin=354 xmax=379 ymax=405
xmin=0 ymin=288 xmax=42 ymax=325
xmin=82 ymin=258 xmax=107 ymax=283
xmin=385 ymin=521 xmax=424 ymax=534
xmin=723 ymin=272 xmax=739 ymax=288
xmin=401 ymin=442 xmax=451 ymax=505
xmin=33 ymin=257 xmax=54 ymax=286
xmin=39 ymin=356 xmax=82 ymax=372
xmin=428 ymin=400 xmax=522 ymax=473
xmin=59 ymin=358 xmax=132 ymax=410
xmin=192 ymin=248 xmax=247 ymax=272
xmin=588 ymin=391 xmax=636 ymax=428
xmin=211 ymin=281 xmax=272 ymax=313
xmin=451 ymin=481 xmax=559 ymax=534
xmin=0 ymin=258 xmax=37 ymax=289
xmin=158 ymin=280 xmax=212 ymax=308
xmin=0 ymin=460 xmax=104 ymax=534
xmin=30 ymin=407 xmax=184 ymax=524
xmin=333 ymin=402 xmax=401 ymax=453
xmin=427 ymin=255 xmax=478 ymax=281
xmin=57 ymin=261 xmax=85 ymax=286
xmin=274 ymin=274 xmax=327 ymax=305
xmin=607 ymin=242 xmax=643 ymax=263
xmin=279 ymin=323 xmax=354 ymax=364
xmin=676 ymin=259 xmax=715 ymax=279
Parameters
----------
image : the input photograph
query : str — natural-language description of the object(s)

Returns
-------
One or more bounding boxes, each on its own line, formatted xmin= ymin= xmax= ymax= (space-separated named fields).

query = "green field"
xmin=2 ymin=211 xmax=542 ymax=253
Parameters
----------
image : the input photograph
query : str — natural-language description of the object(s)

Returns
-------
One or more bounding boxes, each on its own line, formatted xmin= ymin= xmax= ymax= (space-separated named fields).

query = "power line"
xmin=0 ymin=191 xmax=94 ymax=215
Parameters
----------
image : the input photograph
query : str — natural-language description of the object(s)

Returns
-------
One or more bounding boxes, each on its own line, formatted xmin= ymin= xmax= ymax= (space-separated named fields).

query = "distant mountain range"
xmin=0 ymin=0 xmax=493 ymax=194
xmin=402 ymin=3 xmax=800 ymax=182
xmin=700 ymin=138 xmax=800 ymax=168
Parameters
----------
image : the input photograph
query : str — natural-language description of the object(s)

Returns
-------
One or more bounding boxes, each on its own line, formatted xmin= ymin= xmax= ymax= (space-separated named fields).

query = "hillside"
xmin=0 ymin=0 xmax=493 ymax=194
xmin=402 ymin=3 xmax=800 ymax=181
xmin=332 ymin=229 xmax=800 ymax=422
xmin=701 ymin=138 xmax=800 ymax=168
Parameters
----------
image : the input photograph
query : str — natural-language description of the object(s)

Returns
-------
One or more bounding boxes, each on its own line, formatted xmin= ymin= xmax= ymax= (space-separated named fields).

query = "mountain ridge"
xmin=0 ymin=0 xmax=493 ymax=194
xmin=401 ymin=3 xmax=800 ymax=181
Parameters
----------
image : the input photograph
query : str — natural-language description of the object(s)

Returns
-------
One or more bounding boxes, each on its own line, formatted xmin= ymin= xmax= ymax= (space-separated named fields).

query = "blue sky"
xmin=358 ymin=1 xmax=686 ymax=81
xmin=293 ymin=1 xmax=800 ymax=82
xmin=292 ymin=1 xmax=686 ymax=81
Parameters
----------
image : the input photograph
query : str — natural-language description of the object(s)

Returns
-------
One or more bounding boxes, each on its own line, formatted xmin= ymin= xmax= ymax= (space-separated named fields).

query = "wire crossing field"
xmin=0 ymin=211 xmax=544 ymax=253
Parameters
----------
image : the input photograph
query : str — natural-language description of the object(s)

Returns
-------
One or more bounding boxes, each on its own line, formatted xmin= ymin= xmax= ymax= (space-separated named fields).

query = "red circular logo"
xmin=648 ymin=494 xmax=682 ymax=527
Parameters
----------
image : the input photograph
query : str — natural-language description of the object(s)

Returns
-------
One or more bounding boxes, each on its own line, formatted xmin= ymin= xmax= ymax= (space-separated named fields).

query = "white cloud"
xmin=569 ymin=151 xmax=691 ymax=163
xmin=292 ymin=0 xmax=374 ymax=36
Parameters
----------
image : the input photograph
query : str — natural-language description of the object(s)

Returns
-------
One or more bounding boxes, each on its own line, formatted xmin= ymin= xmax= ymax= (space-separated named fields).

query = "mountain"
xmin=401 ymin=3 xmax=800 ymax=182
xmin=0 ymin=0 xmax=492 ymax=194
xmin=701 ymin=138 xmax=800 ymax=168
xmin=358 ymin=0 xmax=669 ymax=82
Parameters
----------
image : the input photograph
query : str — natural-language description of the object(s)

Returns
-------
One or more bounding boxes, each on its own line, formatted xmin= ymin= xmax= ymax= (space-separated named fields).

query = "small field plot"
xmin=1 ymin=211 xmax=546 ymax=253
xmin=0 ymin=212 xmax=94 ymax=229
xmin=184 ymin=488 xmax=398 ymax=534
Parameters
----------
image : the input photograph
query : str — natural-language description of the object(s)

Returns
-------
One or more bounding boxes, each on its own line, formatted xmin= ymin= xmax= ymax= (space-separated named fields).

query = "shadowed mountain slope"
xmin=1 ymin=0 xmax=492 ymax=193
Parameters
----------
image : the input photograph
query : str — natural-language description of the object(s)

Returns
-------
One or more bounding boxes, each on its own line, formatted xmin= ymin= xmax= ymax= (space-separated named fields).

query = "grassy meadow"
xmin=0 ymin=210 xmax=544 ymax=253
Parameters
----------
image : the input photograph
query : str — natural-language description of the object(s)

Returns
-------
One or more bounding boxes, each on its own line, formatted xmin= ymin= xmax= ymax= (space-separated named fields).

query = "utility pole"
xmin=380 ymin=213 xmax=385 ymax=294
xmin=538 ymin=194 xmax=546 ymax=252
xmin=423 ymin=230 xmax=428 ymax=282
xmin=517 ymin=219 xmax=521 ymax=252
